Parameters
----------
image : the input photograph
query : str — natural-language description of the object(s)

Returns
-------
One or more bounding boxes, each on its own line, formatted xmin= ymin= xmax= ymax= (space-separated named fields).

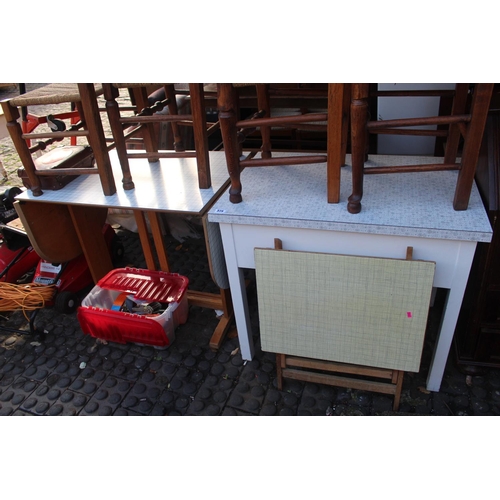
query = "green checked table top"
xmin=255 ymin=248 xmax=436 ymax=372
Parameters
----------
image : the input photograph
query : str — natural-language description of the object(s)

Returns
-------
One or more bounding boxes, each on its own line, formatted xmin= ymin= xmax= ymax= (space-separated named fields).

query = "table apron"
xmin=225 ymin=223 xmax=477 ymax=289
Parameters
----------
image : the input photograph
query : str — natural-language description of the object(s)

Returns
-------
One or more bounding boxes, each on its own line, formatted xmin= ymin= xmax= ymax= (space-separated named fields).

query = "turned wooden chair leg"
xmin=131 ymin=87 xmax=159 ymax=162
xmin=164 ymin=84 xmax=184 ymax=151
xmin=103 ymin=83 xmax=135 ymax=190
xmin=453 ymin=83 xmax=494 ymax=210
xmin=189 ymin=83 xmax=211 ymax=189
xmin=348 ymin=83 xmax=369 ymax=214
xmin=327 ymin=83 xmax=350 ymax=204
xmin=218 ymin=83 xmax=243 ymax=203
xmin=256 ymin=84 xmax=272 ymax=159
xmin=443 ymin=83 xmax=469 ymax=164
xmin=0 ymin=101 xmax=43 ymax=196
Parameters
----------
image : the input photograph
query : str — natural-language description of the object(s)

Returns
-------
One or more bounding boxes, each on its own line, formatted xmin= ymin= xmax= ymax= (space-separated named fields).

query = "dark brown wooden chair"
xmin=103 ymin=84 xmax=217 ymax=191
xmin=0 ymin=83 xmax=116 ymax=197
xmin=217 ymin=83 xmax=349 ymax=204
xmin=346 ymin=83 xmax=495 ymax=214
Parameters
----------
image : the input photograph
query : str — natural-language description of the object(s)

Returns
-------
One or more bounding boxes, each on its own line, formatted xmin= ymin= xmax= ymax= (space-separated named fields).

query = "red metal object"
xmin=31 ymin=224 xmax=120 ymax=312
xmin=1 ymin=221 xmax=121 ymax=313
xmin=0 ymin=236 xmax=40 ymax=283
xmin=21 ymin=110 xmax=80 ymax=147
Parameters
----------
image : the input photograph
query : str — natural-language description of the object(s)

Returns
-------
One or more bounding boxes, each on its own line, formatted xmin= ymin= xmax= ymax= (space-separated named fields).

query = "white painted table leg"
xmin=426 ymin=241 xmax=477 ymax=391
xmin=426 ymin=290 xmax=462 ymax=391
xmin=219 ymin=223 xmax=255 ymax=360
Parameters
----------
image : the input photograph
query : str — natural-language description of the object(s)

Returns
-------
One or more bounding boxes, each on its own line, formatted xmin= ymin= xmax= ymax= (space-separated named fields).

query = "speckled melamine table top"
xmin=16 ymin=150 xmax=231 ymax=215
xmin=208 ymin=153 xmax=493 ymax=242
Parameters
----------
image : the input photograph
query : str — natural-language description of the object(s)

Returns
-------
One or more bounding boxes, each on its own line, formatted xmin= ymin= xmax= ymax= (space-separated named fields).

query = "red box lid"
xmin=96 ymin=267 xmax=188 ymax=303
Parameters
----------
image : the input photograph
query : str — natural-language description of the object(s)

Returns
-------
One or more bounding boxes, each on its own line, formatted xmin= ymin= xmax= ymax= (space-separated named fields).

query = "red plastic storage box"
xmin=77 ymin=267 xmax=189 ymax=347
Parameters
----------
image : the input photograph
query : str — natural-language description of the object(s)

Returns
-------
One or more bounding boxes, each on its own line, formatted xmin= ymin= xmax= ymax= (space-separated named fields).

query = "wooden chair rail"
xmin=268 ymin=88 xmax=328 ymax=98
xmin=369 ymin=128 xmax=451 ymax=137
xmin=364 ymin=163 xmax=460 ymax=174
xmin=22 ymin=130 xmax=90 ymax=140
xmin=240 ymin=155 xmax=327 ymax=168
xmin=35 ymin=168 xmax=99 ymax=176
xmin=366 ymin=113 xmax=470 ymax=130
xmin=125 ymin=151 xmax=197 ymax=160
xmin=236 ymin=112 xmax=327 ymax=129
xmin=120 ymin=114 xmax=194 ymax=124
xmin=370 ymin=89 xmax=457 ymax=98
xmin=25 ymin=119 xmax=89 ymax=154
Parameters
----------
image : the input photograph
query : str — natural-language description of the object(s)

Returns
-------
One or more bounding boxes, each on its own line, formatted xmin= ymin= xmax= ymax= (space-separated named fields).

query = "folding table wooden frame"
xmin=258 ymin=240 xmax=434 ymax=410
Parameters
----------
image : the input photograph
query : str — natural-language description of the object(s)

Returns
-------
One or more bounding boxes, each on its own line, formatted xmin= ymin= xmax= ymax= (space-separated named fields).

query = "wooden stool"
xmin=103 ymin=84 xmax=216 ymax=191
xmin=0 ymin=83 xmax=116 ymax=197
xmin=346 ymin=83 xmax=495 ymax=214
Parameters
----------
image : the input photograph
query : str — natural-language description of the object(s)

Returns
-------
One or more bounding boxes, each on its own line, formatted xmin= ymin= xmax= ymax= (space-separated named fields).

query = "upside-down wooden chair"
xmin=217 ymin=83 xmax=350 ymax=204
xmin=346 ymin=83 xmax=495 ymax=214
xmin=103 ymin=84 xmax=217 ymax=191
xmin=0 ymin=83 xmax=116 ymax=197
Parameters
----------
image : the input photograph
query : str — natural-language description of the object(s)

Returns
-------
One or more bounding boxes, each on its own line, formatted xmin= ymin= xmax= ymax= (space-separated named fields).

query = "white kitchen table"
xmin=208 ymin=153 xmax=493 ymax=392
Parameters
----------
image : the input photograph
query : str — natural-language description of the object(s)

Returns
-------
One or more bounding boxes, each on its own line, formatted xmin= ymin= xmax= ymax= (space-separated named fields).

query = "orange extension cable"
xmin=0 ymin=282 xmax=56 ymax=320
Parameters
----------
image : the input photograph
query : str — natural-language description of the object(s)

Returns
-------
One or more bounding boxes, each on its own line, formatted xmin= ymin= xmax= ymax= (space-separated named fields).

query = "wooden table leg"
xmin=133 ymin=210 xmax=170 ymax=272
xmin=276 ymin=353 xmax=285 ymax=390
xmin=147 ymin=211 xmax=170 ymax=272
xmin=134 ymin=210 xmax=156 ymax=270
xmin=131 ymin=210 xmax=236 ymax=351
xmin=392 ymin=370 xmax=404 ymax=411
xmin=208 ymin=287 xmax=235 ymax=351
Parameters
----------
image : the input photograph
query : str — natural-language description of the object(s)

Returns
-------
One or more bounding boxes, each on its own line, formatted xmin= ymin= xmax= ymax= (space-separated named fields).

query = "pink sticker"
xmin=407 ymin=312 xmax=412 ymax=318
